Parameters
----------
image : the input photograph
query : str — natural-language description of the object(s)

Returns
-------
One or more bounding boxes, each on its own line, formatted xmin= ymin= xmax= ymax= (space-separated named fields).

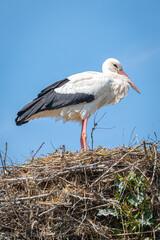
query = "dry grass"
xmin=0 ymin=140 xmax=160 ymax=240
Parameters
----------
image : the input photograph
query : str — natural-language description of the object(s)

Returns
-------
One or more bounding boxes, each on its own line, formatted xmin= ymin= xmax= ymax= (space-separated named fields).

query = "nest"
xmin=0 ymin=140 xmax=160 ymax=240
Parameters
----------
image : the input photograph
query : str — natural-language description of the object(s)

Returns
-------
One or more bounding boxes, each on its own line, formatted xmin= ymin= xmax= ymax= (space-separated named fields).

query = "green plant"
xmin=98 ymin=172 xmax=154 ymax=237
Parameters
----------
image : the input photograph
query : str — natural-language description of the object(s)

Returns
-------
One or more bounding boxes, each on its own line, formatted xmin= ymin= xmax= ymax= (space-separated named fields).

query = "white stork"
xmin=15 ymin=58 xmax=140 ymax=151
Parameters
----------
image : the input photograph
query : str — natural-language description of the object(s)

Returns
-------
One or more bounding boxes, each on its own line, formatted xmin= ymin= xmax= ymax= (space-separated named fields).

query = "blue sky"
xmin=0 ymin=0 xmax=160 ymax=164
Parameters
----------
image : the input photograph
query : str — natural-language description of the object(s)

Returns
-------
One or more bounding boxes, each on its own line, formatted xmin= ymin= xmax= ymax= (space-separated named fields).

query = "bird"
xmin=15 ymin=58 xmax=140 ymax=151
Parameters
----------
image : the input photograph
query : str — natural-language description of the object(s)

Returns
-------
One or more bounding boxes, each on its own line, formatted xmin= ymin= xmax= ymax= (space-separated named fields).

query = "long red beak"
xmin=118 ymin=70 xmax=141 ymax=94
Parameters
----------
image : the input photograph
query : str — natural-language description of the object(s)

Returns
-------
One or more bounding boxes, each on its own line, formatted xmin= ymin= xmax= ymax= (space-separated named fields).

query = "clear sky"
xmin=0 ymin=0 xmax=160 ymax=164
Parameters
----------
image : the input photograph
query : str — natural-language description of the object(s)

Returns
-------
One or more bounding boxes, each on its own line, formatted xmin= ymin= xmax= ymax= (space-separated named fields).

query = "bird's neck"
xmin=107 ymin=71 xmax=129 ymax=101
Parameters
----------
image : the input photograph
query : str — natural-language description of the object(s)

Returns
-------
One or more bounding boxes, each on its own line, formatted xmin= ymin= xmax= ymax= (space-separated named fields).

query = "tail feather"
xmin=15 ymin=78 xmax=69 ymax=126
xmin=15 ymin=98 xmax=43 ymax=126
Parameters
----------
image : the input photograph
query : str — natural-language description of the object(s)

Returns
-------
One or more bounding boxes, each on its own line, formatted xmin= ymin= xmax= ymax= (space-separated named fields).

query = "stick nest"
xmin=0 ymin=141 xmax=160 ymax=240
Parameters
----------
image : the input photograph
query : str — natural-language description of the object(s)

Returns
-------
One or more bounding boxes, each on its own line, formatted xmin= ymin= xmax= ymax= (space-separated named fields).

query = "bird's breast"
xmin=109 ymin=79 xmax=129 ymax=104
xmin=97 ymin=78 xmax=129 ymax=107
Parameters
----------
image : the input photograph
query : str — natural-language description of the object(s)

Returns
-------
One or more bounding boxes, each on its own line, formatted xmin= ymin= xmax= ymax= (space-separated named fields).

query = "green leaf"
xmin=115 ymin=179 xmax=124 ymax=192
xmin=127 ymin=194 xmax=139 ymax=207
xmin=137 ymin=192 xmax=144 ymax=203
xmin=135 ymin=212 xmax=153 ymax=226
xmin=129 ymin=172 xmax=134 ymax=180
xmin=136 ymin=172 xmax=141 ymax=180
xmin=97 ymin=209 xmax=118 ymax=217
xmin=113 ymin=229 xmax=121 ymax=234
xmin=144 ymin=212 xmax=153 ymax=225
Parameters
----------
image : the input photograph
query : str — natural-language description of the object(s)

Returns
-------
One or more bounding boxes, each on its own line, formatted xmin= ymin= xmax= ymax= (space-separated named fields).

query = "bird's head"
xmin=102 ymin=58 xmax=122 ymax=73
xmin=102 ymin=58 xmax=141 ymax=94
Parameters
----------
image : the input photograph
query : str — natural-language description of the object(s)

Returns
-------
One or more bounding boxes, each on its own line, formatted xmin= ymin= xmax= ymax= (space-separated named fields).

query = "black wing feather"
xmin=38 ymin=78 xmax=69 ymax=97
xmin=15 ymin=78 xmax=94 ymax=126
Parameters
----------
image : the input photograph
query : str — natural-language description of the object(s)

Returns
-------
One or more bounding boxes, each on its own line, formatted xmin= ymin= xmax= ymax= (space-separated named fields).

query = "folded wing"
xmin=15 ymin=76 xmax=95 ymax=126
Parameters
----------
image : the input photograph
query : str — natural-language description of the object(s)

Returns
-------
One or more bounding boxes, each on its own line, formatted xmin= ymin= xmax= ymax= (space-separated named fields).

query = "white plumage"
xmin=54 ymin=72 xmax=129 ymax=122
xmin=16 ymin=58 xmax=140 ymax=151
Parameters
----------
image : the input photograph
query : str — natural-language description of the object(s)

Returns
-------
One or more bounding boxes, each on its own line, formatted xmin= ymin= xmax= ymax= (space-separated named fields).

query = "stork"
xmin=15 ymin=58 xmax=140 ymax=151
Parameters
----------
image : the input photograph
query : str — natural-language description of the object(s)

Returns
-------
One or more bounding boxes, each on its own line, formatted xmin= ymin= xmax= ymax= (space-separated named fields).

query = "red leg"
xmin=80 ymin=118 xmax=88 ymax=151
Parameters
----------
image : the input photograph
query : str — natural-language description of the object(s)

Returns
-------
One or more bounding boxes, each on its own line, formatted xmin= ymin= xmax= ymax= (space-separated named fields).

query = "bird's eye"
xmin=113 ymin=64 xmax=118 ymax=69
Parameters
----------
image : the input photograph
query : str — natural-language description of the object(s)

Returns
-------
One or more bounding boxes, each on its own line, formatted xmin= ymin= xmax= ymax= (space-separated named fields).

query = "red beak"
xmin=118 ymin=70 xmax=141 ymax=94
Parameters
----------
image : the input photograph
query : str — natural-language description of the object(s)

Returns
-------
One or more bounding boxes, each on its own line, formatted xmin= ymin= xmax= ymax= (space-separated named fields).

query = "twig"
xmin=122 ymin=128 xmax=125 ymax=147
xmin=0 ymin=189 xmax=56 ymax=202
xmin=78 ymin=198 xmax=87 ymax=231
xmin=50 ymin=141 xmax=56 ymax=151
xmin=4 ymin=142 xmax=7 ymax=170
xmin=129 ymin=135 xmax=137 ymax=147
xmin=91 ymin=111 xmax=107 ymax=150
xmin=91 ymin=122 xmax=97 ymax=150
xmin=143 ymin=139 xmax=148 ymax=157
xmin=59 ymin=177 xmax=79 ymax=188
xmin=38 ymin=203 xmax=71 ymax=217
xmin=32 ymin=142 xmax=45 ymax=160
xmin=149 ymin=145 xmax=158 ymax=187
xmin=120 ymin=208 xmax=126 ymax=240
xmin=1 ymin=176 xmax=35 ymax=183
xmin=0 ymin=150 xmax=13 ymax=163
xmin=154 ymin=132 xmax=158 ymax=141
xmin=0 ymin=142 xmax=8 ymax=173
xmin=128 ymin=127 xmax=136 ymax=147
xmin=68 ymin=193 xmax=94 ymax=200
xmin=96 ymin=112 xmax=107 ymax=124
xmin=113 ymin=229 xmax=159 ymax=236
xmin=0 ymin=152 xmax=4 ymax=171
xmin=87 ymin=219 xmax=109 ymax=239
